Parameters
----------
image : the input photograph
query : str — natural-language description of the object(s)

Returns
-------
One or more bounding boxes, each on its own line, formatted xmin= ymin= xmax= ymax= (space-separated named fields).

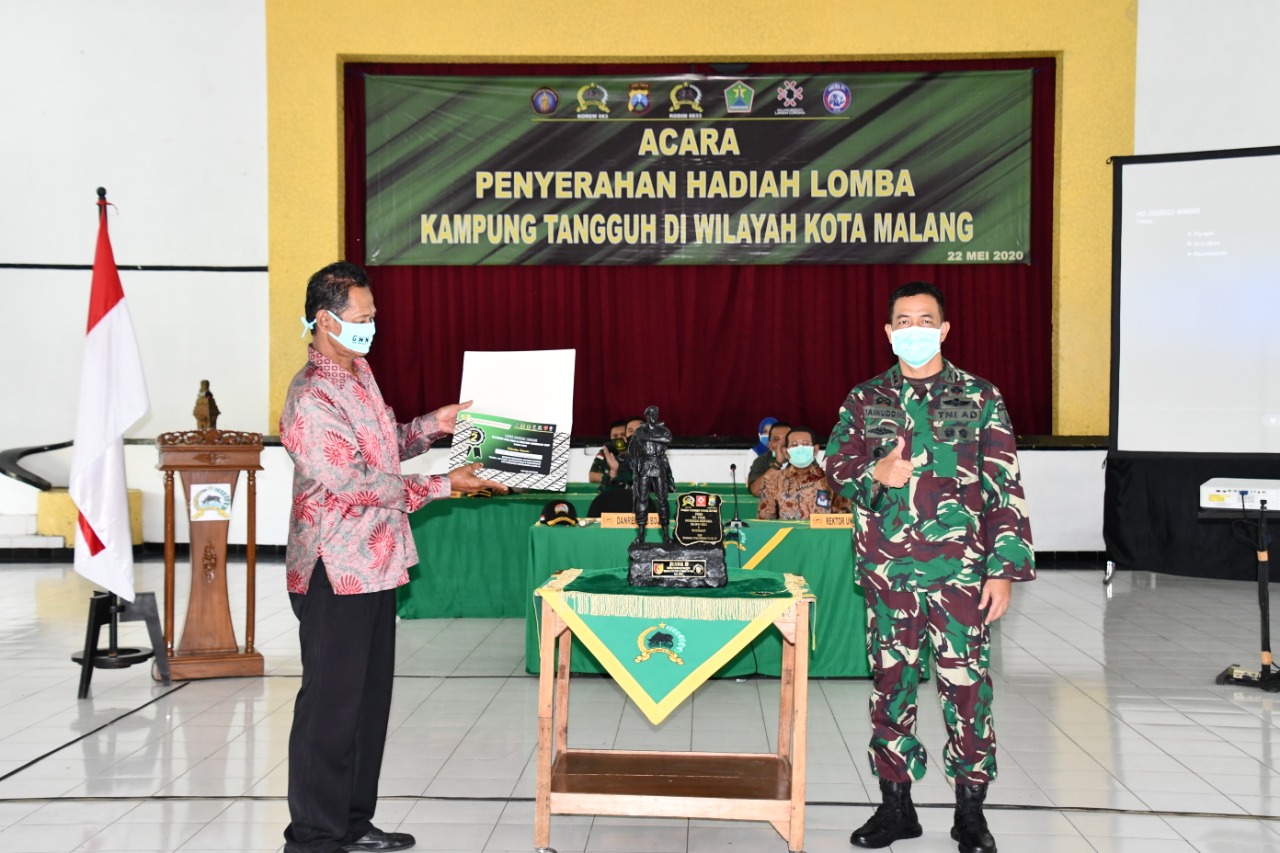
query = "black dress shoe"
xmin=342 ymin=827 xmax=416 ymax=852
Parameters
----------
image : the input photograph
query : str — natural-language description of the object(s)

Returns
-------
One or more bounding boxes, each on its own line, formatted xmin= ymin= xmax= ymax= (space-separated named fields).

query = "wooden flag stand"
xmin=157 ymin=429 xmax=264 ymax=680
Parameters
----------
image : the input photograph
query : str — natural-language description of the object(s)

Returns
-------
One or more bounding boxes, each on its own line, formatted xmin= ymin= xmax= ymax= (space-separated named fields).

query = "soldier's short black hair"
xmin=888 ymin=280 xmax=946 ymax=323
xmin=304 ymin=261 xmax=370 ymax=333
xmin=609 ymin=419 xmax=628 ymax=431
xmin=768 ymin=421 xmax=792 ymax=438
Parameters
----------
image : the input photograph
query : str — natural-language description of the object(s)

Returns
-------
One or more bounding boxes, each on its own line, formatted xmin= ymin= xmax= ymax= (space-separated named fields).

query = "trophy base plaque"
xmin=628 ymin=542 xmax=727 ymax=589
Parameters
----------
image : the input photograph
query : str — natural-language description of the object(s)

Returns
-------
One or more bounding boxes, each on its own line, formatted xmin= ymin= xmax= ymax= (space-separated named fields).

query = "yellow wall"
xmin=266 ymin=0 xmax=1136 ymax=435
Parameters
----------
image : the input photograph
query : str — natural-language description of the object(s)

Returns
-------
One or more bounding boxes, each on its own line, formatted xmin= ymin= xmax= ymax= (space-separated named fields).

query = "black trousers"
xmin=284 ymin=561 xmax=397 ymax=853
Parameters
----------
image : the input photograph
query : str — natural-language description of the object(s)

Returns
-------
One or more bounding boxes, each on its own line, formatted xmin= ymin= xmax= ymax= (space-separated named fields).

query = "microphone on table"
xmin=727 ymin=463 xmax=749 ymax=529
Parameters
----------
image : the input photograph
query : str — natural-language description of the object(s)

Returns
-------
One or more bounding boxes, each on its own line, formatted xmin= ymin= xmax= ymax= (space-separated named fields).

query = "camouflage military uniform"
xmin=824 ymin=360 xmax=1034 ymax=785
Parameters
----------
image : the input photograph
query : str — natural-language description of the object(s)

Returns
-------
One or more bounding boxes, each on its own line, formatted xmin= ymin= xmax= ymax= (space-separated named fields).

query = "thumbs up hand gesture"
xmin=873 ymin=435 xmax=915 ymax=489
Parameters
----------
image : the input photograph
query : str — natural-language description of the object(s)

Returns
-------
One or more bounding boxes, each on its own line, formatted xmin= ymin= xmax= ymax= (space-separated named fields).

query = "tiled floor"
xmin=1 ymin=560 xmax=1279 ymax=851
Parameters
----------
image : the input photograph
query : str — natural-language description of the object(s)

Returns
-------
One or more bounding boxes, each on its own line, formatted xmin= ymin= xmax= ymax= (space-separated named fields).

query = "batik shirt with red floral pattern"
xmin=280 ymin=347 xmax=451 ymax=595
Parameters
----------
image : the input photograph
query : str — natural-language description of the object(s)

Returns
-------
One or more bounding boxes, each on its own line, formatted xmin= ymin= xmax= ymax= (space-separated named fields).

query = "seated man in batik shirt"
xmin=757 ymin=426 xmax=851 ymax=520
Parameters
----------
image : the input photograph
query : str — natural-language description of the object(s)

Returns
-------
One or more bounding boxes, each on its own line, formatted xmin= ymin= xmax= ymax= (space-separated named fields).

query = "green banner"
xmin=365 ymin=71 xmax=1032 ymax=266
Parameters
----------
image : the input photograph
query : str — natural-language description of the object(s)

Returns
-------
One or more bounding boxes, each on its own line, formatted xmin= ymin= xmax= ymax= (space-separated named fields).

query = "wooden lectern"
xmin=157 ymin=429 xmax=264 ymax=680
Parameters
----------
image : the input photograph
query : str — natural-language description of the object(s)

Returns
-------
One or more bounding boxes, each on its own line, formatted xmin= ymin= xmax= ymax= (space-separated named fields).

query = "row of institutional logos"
xmin=530 ymin=80 xmax=852 ymax=119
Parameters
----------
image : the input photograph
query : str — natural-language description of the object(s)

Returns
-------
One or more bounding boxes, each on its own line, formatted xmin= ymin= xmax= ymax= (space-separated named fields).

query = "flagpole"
xmin=100 ymin=188 xmax=124 ymax=664
xmin=72 ymin=185 xmax=169 ymax=695
xmin=98 ymin=188 xmax=124 ymax=662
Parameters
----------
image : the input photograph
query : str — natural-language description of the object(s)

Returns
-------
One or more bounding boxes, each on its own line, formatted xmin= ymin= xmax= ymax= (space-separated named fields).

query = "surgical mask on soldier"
xmin=786 ymin=445 xmax=815 ymax=468
xmin=327 ymin=311 xmax=375 ymax=355
xmin=891 ymin=326 xmax=942 ymax=368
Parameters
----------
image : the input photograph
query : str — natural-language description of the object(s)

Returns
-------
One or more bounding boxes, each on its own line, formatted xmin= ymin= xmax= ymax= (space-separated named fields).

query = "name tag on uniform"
xmin=936 ymin=405 xmax=980 ymax=422
xmin=864 ymin=405 xmax=904 ymax=421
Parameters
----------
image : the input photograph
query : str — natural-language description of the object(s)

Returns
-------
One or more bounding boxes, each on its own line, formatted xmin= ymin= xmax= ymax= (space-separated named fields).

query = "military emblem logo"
xmin=576 ymin=82 xmax=610 ymax=116
xmin=531 ymin=87 xmax=559 ymax=115
xmin=668 ymin=80 xmax=704 ymax=118
xmin=635 ymin=623 xmax=686 ymax=664
xmin=724 ymin=80 xmax=755 ymax=113
xmin=627 ymin=82 xmax=652 ymax=115
xmin=190 ymin=484 xmax=232 ymax=521
xmin=823 ymin=81 xmax=852 ymax=114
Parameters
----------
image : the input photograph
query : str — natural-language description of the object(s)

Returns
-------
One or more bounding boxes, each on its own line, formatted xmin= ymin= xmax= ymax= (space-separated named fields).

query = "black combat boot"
xmin=951 ymin=783 xmax=997 ymax=853
xmin=849 ymin=778 xmax=923 ymax=848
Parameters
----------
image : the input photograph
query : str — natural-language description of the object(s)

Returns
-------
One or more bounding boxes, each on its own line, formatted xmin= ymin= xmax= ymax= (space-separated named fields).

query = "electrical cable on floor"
xmin=0 ymin=791 xmax=1273 ymax=824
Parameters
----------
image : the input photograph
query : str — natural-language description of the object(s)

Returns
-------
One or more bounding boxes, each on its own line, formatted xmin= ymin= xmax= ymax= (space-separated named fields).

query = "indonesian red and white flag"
xmin=69 ymin=196 xmax=149 ymax=601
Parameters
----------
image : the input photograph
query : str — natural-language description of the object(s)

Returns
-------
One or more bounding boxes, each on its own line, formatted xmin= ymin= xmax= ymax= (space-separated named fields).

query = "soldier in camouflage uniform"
xmin=824 ymin=282 xmax=1034 ymax=853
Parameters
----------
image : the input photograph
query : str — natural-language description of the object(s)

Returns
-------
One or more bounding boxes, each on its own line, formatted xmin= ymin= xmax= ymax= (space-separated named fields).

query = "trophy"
xmin=626 ymin=406 xmax=727 ymax=588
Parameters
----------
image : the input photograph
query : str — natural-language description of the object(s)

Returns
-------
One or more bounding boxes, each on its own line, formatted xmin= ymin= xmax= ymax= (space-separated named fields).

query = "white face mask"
xmin=326 ymin=310 xmax=375 ymax=355
xmin=890 ymin=326 xmax=942 ymax=368
xmin=786 ymin=445 xmax=816 ymax=468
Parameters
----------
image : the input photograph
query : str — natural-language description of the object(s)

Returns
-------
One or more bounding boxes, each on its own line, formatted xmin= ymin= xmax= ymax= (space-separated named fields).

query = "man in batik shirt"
xmin=824 ymin=281 xmax=1034 ymax=853
xmin=280 ymin=261 xmax=503 ymax=853
xmin=756 ymin=426 xmax=850 ymax=519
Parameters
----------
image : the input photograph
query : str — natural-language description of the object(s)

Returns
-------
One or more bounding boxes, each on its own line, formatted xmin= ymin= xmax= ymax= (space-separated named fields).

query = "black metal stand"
xmin=72 ymin=591 xmax=171 ymax=699
xmin=1208 ymin=501 xmax=1280 ymax=691
xmin=726 ymin=463 xmax=749 ymax=531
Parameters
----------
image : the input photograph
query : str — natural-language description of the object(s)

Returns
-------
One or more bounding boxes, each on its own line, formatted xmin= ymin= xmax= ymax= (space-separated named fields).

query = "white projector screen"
xmin=1112 ymin=147 xmax=1280 ymax=454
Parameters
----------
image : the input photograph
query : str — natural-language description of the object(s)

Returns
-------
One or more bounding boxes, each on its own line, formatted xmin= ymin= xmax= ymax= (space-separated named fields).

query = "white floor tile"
xmin=0 ymin=564 xmax=1278 ymax=851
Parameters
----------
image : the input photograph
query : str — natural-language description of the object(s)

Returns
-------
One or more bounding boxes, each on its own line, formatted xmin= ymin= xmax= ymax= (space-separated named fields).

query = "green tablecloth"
xmin=397 ymin=483 xmax=746 ymax=619
xmin=526 ymin=520 xmax=869 ymax=678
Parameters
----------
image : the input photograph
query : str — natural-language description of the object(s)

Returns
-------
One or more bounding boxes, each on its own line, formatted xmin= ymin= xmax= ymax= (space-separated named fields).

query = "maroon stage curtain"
xmin=343 ymin=60 xmax=1055 ymax=441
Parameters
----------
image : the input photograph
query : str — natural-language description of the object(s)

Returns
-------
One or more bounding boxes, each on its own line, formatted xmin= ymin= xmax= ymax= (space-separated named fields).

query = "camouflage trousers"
xmin=864 ymin=572 xmax=996 ymax=784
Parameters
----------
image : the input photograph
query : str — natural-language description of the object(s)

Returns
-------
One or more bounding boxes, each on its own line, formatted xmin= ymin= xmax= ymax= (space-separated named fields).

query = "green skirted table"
xmin=533 ymin=566 xmax=813 ymax=853
xmin=526 ymin=519 xmax=868 ymax=677
xmin=397 ymin=483 xmax=743 ymax=619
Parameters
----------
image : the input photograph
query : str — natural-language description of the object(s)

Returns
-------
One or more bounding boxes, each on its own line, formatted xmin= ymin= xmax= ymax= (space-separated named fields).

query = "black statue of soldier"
xmin=628 ymin=405 xmax=673 ymax=543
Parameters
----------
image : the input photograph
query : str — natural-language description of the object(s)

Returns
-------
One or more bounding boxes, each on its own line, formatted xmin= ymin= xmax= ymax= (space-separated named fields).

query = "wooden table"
xmin=533 ymin=574 xmax=812 ymax=853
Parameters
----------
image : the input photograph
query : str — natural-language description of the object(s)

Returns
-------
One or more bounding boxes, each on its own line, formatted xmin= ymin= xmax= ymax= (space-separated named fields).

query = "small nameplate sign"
xmin=601 ymin=512 xmax=661 ymax=528
xmin=809 ymin=513 xmax=853 ymax=529
xmin=651 ymin=559 xmax=707 ymax=578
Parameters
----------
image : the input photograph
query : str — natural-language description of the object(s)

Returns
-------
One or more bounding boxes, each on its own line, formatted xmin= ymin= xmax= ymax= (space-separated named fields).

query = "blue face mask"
xmin=787 ymin=445 xmax=815 ymax=468
xmin=891 ymin=326 xmax=942 ymax=369
xmin=326 ymin=310 xmax=375 ymax=355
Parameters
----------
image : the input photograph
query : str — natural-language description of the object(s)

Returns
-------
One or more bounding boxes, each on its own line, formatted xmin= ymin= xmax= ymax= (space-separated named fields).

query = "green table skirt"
xmin=526 ymin=520 xmax=869 ymax=678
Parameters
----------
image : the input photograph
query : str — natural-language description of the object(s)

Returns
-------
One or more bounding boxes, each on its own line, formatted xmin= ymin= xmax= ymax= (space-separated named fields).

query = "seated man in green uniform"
xmin=824 ymin=281 xmax=1035 ymax=853
xmin=589 ymin=419 xmax=628 ymax=490
xmin=597 ymin=416 xmax=643 ymax=492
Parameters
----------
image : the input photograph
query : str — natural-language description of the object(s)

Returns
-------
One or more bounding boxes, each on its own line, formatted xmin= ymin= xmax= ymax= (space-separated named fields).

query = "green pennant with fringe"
xmin=536 ymin=567 xmax=812 ymax=724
